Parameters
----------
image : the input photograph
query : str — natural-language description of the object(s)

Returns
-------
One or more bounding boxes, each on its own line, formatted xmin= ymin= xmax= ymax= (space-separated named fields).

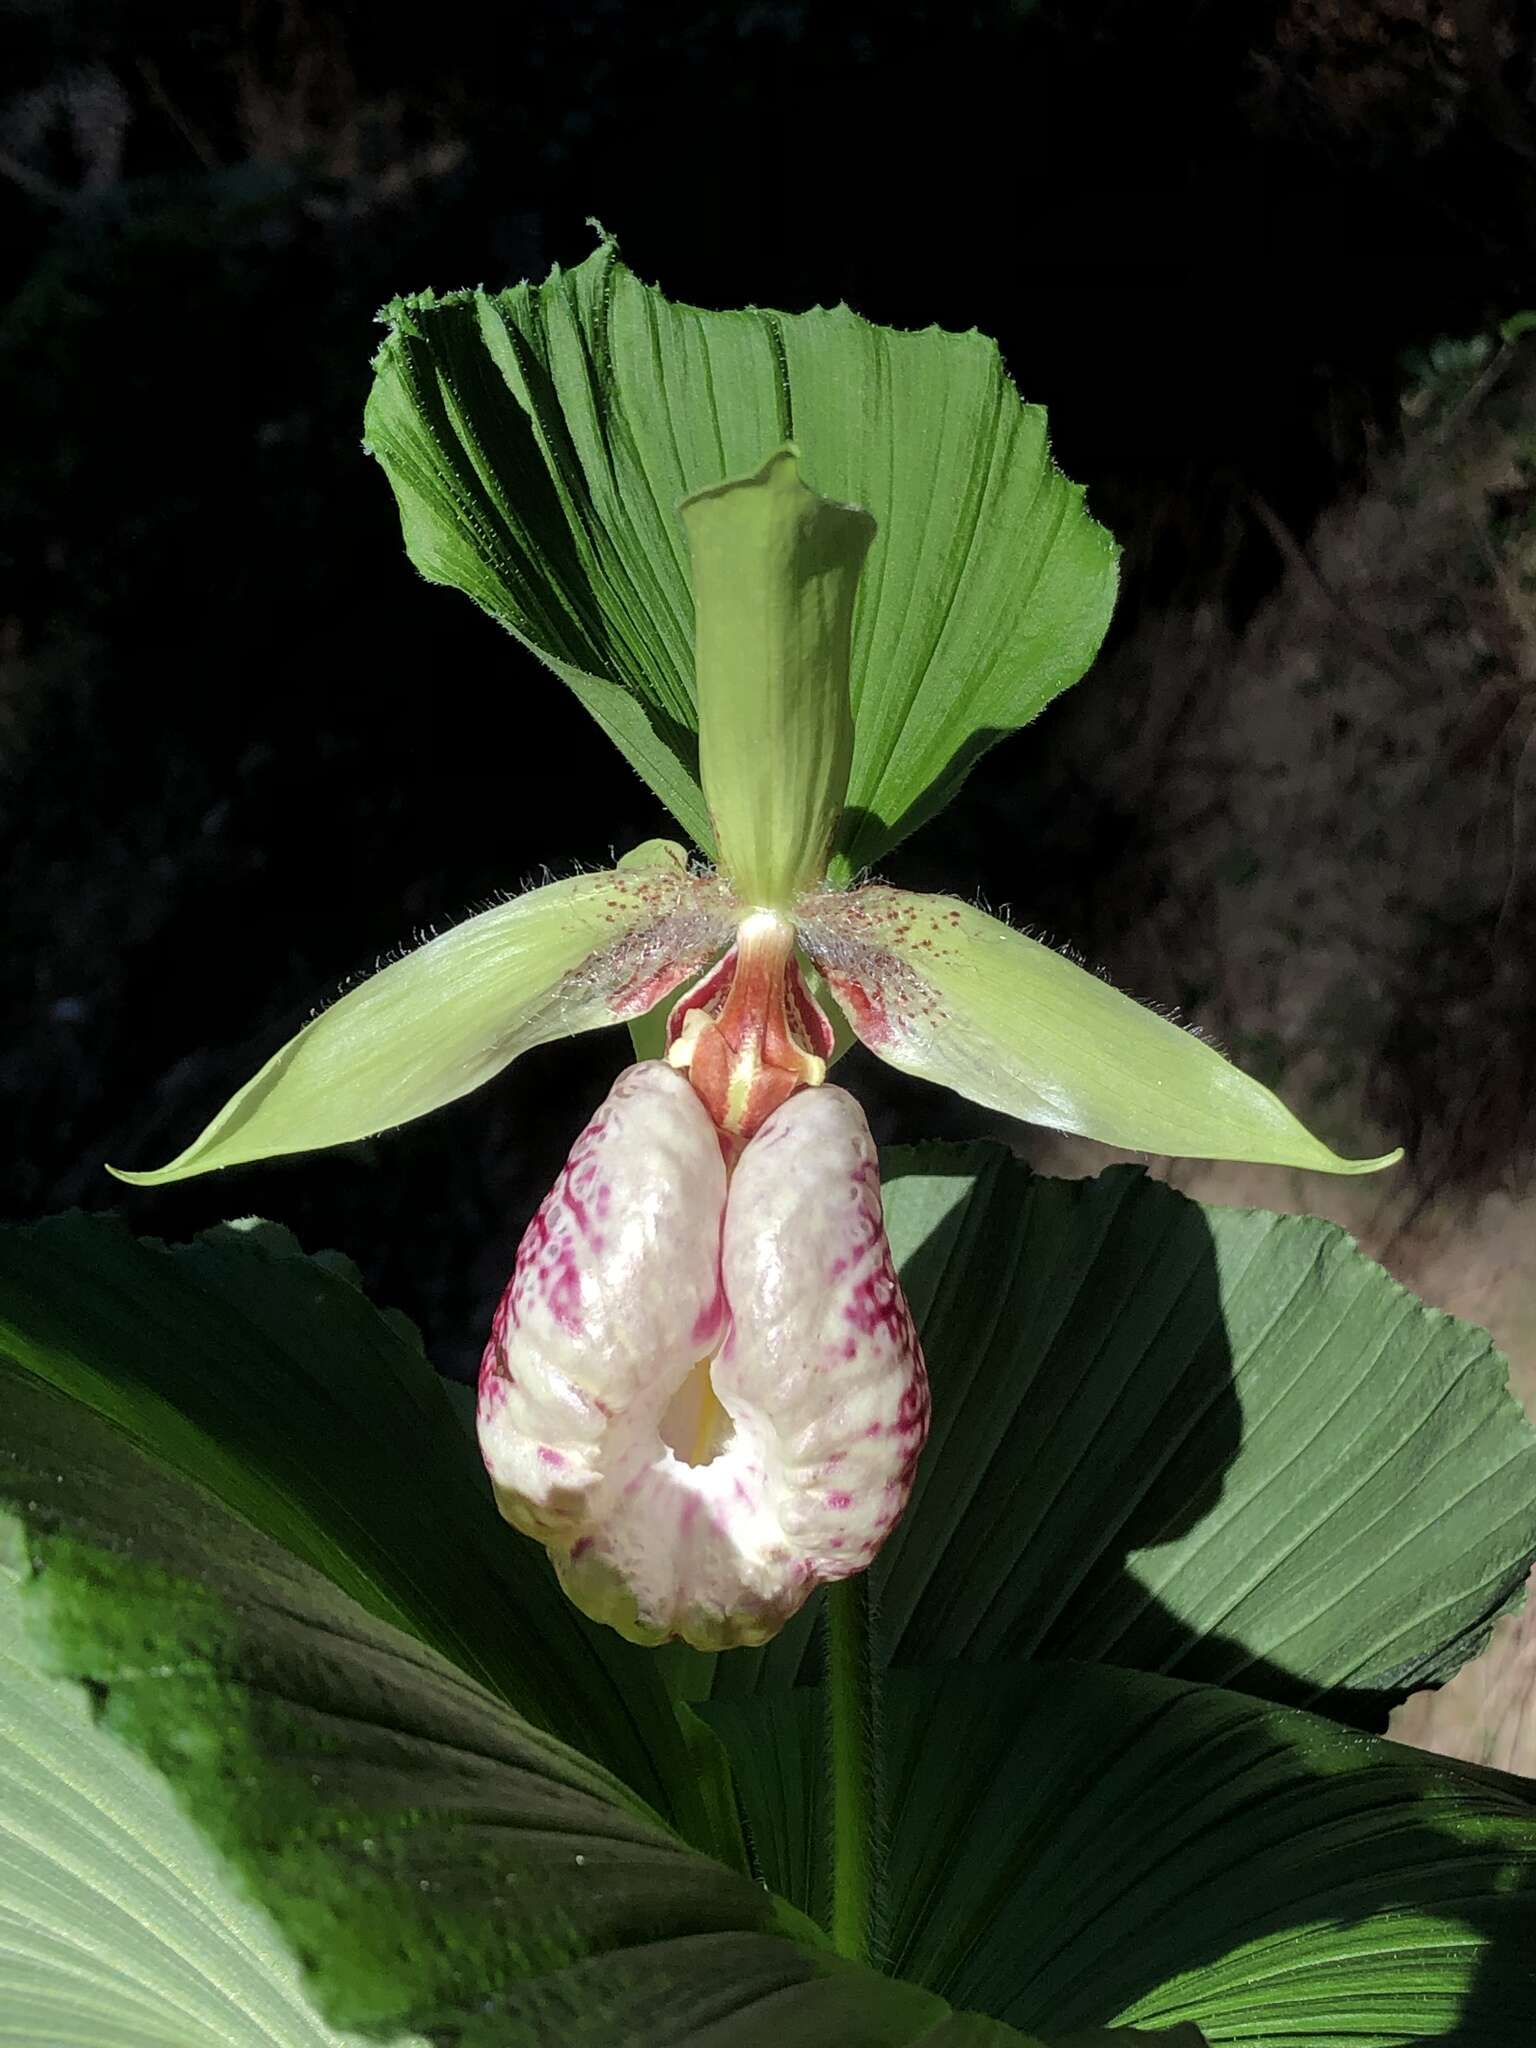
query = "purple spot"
xmin=691 ymin=1273 xmax=728 ymax=1347
xmin=545 ymin=1248 xmax=585 ymax=1334
xmin=896 ymin=1373 xmax=930 ymax=1434
xmin=538 ymin=1446 xmax=566 ymax=1469
xmin=571 ymin=1536 xmax=593 ymax=1559
xmin=826 ymin=1491 xmax=852 ymax=1511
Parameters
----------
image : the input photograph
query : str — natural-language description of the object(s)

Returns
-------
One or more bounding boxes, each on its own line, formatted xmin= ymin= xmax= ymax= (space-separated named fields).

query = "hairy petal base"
xmin=110 ymin=857 xmax=734 ymax=1185
xmin=799 ymin=884 xmax=1399 ymax=1175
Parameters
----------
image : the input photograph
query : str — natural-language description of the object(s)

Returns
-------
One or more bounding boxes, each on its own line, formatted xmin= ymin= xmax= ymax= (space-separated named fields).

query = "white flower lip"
xmin=476 ymin=1061 xmax=929 ymax=1650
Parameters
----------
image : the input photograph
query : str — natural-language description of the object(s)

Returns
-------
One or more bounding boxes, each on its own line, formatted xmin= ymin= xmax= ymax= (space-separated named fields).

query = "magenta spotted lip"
xmin=476 ymin=1061 xmax=929 ymax=1651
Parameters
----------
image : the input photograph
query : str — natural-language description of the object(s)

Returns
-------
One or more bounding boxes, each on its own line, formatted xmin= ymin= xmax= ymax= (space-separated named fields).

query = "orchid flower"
xmin=112 ymin=449 xmax=1394 ymax=1651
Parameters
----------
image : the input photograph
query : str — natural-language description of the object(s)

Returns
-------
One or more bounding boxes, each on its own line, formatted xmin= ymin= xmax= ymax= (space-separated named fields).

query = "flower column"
xmin=475 ymin=448 xmax=912 ymax=1960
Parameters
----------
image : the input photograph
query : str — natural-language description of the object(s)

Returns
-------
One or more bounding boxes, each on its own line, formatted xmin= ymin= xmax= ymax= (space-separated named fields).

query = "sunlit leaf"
xmin=0 ymin=1557 xmax=404 ymax=2048
xmin=110 ymin=863 xmax=731 ymax=1184
xmin=798 ymin=887 xmax=1398 ymax=1174
xmin=876 ymin=1149 xmax=1536 ymax=1707
xmin=695 ymin=1146 xmax=1536 ymax=1720
xmin=365 ymin=239 xmax=1117 ymax=874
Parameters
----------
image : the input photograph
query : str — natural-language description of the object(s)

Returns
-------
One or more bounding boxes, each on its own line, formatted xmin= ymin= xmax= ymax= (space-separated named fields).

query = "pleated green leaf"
xmin=0 ymin=1557 xmax=402 ymax=2048
xmin=704 ymin=1664 xmax=1536 ymax=2045
xmin=0 ymin=1347 xmax=1043 ymax=2047
xmin=0 ymin=1213 xmax=734 ymax=1860
xmin=798 ymin=887 xmax=1398 ymax=1174
xmin=110 ymin=861 xmax=731 ymax=1185
xmin=364 ymin=239 xmax=1117 ymax=876
xmin=875 ymin=1149 xmax=1536 ymax=1710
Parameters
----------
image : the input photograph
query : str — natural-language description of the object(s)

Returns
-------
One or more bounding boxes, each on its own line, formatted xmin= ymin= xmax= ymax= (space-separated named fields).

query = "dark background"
xmin=5 ymin=0 xmax=1534 ymax=1373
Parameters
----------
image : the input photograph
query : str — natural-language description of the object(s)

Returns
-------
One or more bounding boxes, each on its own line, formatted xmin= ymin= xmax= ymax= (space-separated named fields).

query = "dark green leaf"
xmin=0 ymin=1213 xmax=732 ymax=1859
xmin=706 ymin=1663 xmax=1536 ymax=2043
xmin=1 ymin=1361 xmax=1041 ymax=2047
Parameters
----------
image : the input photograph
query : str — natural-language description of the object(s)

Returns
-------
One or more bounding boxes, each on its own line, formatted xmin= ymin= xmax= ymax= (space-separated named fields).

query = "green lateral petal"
xmin=683 ymin=449 xmax=873 ymax=907
xmin=110 ymin=865 xmax=732 ymax=1185
xmin=798 ymin=887 xmax=1398 ymax=1173
xmin=365 ymin=242 xmax=1116 ymax=870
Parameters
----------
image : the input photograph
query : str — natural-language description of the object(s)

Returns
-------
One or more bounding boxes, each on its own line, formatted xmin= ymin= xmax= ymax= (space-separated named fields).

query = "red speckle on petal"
xmin=538 ymin=1446 xmax=566 ymax=1468
xmin=896 ymin=1372 xmax=930 ymax=1433
xmin=477 ymin=1356 xmax=510 ymax=1413
xmin=826 ymin=1491 xmax=852 ymax=1511
xmin=829 ymin=973 xmax=893 ymax=1049
xmin=611 ymin=958 xmax=692 ymax=1020
xmin=546 ymin=1249 xmax=584 ymax=1334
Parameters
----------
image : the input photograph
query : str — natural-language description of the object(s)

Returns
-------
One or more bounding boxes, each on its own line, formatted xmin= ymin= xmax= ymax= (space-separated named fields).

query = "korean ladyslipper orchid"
xmin=109 ymin=441 xmax=1397 ymax=1648
xmin=476 ymin=1061 xmax=926 ymax=1648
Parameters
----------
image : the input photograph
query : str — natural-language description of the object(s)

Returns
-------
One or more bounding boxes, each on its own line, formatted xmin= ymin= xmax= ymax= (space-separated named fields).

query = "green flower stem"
xmin=824 ymin=1573 xmax=879 ymax=1965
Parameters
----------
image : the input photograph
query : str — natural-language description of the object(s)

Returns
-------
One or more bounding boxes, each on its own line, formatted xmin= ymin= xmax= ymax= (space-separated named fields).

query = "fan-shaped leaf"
xmin=876 ymin=1150 xmax=1536 ymax=1711
xmin=365 ymin=240 xmax=1117 ymax=875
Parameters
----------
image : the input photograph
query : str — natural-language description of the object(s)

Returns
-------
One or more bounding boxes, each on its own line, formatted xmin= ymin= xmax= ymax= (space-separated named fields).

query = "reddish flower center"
xmin=667 ymin=912 xmax=835 ymax=1145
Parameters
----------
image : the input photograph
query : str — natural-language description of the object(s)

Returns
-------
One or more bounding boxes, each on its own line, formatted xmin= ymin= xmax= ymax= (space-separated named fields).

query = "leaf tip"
xmin=1332 ymin=1143 xmax=1405 ymax=1177
xmin=103 ymin=1160 xmax=170 ymax=1189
